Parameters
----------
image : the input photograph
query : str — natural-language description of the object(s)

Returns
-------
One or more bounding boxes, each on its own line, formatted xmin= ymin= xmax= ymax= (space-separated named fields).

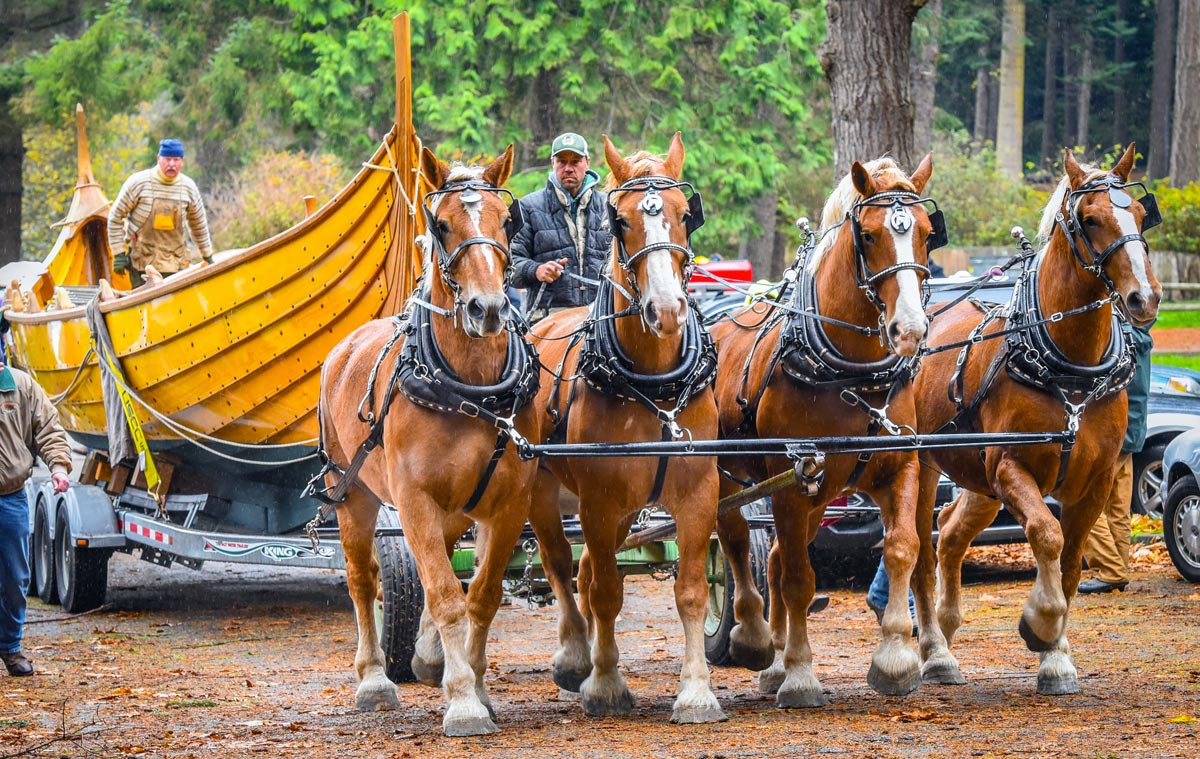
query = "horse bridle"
xmin=847 ymin=190 xmax=947 ymax=310
xmin=1054 ymin=175 xmax=1162 ymax=290
xmin=421 ymin=179 xmax=525 ymax=304
xmin=605 ymin=175 xmax=705 ymax=305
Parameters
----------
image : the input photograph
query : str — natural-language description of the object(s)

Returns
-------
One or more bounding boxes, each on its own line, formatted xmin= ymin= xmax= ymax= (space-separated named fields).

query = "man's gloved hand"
xmin=113 ymin=253 xmax=131 ymax=274
xmin=51 ymin=472 xmax=70 ymax=493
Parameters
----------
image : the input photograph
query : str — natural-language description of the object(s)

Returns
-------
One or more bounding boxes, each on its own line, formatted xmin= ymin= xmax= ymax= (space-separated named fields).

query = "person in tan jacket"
xmin=107 ymin=138 xmax=214 ymax=287
xmin=0 ymin=364 xmax=72 ymax=676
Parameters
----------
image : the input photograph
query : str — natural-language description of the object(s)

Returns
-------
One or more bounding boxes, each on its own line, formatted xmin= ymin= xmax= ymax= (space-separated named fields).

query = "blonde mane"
xmin=1036 ymin=162 xmax=1107 ymax=244
xmin=604 ymin=151 xmax=666 ymax=189
xmin=808 ymin=157 xmax=914 ymax=274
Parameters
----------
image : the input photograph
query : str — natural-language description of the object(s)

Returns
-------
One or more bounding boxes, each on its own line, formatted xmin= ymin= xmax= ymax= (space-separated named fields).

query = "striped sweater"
xmin=107 ymin=168 xmax=214 ymax=264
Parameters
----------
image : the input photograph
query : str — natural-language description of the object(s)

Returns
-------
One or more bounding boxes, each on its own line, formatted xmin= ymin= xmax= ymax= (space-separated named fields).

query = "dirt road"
xmin=2 ymin=545 xmax=1197 ymax=758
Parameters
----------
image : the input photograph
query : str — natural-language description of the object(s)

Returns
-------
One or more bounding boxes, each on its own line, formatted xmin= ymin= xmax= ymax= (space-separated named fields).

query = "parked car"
xmin=1161 ymin=426 xmax=1200 ymax=583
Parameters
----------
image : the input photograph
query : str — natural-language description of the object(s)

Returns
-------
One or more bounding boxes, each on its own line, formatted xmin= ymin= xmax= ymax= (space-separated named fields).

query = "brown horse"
xmin=316 ymin=145 xmax=543 ymax=736
xmin=527 ymin=133 xmax=726 ymax=723
xmin=912 ymin=144 xmax=1161 ymax=694
xmin=712 ymin=156 xmax=941 ymax=706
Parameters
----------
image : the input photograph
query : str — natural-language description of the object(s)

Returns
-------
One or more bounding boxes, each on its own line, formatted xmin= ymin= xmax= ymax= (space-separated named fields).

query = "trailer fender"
xmin=41 ymin=481 xmax=124 ymax=549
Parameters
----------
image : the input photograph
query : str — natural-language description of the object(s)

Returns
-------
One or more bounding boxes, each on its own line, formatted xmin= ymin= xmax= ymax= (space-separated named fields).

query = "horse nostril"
xmin=466 ymin=298 xmax=487 ymax=322
xmin=645 ymin=302 xmax=659 ymax=326
xmin=888 ymin=320 xmax=903 ymax=344
xmin=1126 ymin=291 xmax=1144 ymax=315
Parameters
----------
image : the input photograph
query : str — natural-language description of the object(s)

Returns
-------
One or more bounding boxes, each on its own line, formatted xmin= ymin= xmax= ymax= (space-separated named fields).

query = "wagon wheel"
xmin=33 ymin=500 xmax=58 ymax=605
xmin=704 ymin=499 xmax=772 ymax=665
xmin=54 ymin=507 xmax=110 ymax=613
xmin=374 ymin=506 xmax=424 ymax=682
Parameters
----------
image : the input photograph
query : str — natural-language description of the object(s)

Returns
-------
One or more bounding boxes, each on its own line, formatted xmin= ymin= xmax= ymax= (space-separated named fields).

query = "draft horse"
xmin=712 ymin=156 xmax=944 ymax=706
xmin=315 ymin=145 xmax=542 ymax=736
xmin=912 ymin=144 xmax=1161 ymax=694
xmin=527 ymin=133 xmax=726 ymax=723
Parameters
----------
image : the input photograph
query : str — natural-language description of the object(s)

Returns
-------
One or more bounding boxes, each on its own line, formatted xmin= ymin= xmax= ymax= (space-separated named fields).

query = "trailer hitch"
xmin=785 ymin=444 xmax=825 ymax=496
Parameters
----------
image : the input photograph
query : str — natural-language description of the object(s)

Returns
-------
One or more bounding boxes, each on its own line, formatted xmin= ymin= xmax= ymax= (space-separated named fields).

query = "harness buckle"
xmin=1064 ymin=401 xmax=1085 ymax=436
xmin=458 ymin=400 xmax=481 ymax=418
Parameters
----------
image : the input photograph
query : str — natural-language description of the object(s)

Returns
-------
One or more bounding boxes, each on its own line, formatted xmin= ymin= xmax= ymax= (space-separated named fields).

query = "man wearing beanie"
xmin=509 ymin=132 xmax=613 ymax=320
xmin=107 ymin=138 xmax=214 ymax=287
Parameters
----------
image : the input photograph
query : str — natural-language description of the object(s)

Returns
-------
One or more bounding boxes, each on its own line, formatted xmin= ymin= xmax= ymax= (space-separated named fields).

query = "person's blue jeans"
xmin=0 ymin=488 xmax=31 ymax=654
xmin=868 ymin=552 xmax=915 ymax=615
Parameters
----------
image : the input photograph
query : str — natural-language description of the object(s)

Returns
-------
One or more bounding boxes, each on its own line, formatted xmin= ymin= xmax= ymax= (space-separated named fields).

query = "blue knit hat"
xmin=158 ymin=139 xmax=185 ymax=158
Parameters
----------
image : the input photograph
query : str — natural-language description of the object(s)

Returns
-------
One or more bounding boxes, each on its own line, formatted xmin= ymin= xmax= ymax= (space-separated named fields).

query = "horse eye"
xmin=1084 ymin=217 xmax=1100 ymax=228
xmin=437 ymin=220 xmax=451 ymax=235
xmin=861 ymin=231 xmax=875 ymax=245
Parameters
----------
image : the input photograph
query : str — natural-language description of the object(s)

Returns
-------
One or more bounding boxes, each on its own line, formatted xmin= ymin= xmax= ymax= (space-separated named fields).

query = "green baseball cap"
xmin=551 ymin=132 xmax=589 ymax=158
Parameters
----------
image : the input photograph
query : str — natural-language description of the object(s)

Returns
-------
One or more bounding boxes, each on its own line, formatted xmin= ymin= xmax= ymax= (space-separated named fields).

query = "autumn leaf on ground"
xmin=1167 ymin=714 xmax=1197 ymax=723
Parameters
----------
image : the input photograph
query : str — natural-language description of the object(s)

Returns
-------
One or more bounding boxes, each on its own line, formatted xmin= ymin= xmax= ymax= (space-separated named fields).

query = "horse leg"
xmin=412 ymin=512 xmax=471 ymax=686
xmin=668 ymin=475 xmax=727 ymax=724
xmin=864 ymin=463 xmax=922 ymax=696
xmin=528 ymin=469 xmax=591 ymax=691
xmin=462 ymin=509 xmax=528 ymax=723
xmin=757 ymin=538 xmax=787 ymax=694
xmin=913 ymin=464 xmax=963 ymax=685
xmin=336 ymin=491 xmax=399 ymax=711
xmin=772 ymin=496 xmax=828 ymax=708
xmin=577 ymin=506 xmax=635 ymax=717
xmin=716 ymin=506 xmax=773 ymax=671
xmin=993 ymin=459 xmax=1082 ymax=695
xmin=934 ymin=490 xmax=1002 ymax=666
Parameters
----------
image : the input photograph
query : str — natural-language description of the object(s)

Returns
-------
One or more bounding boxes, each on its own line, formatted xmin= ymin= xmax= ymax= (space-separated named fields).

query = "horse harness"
xmin=543 ymin=175 xmax=716 ymax=509
xmin=732 ymin=190 xmax=944 ymax=493
xmin=304 ymin=180 xmax=538 ymax=532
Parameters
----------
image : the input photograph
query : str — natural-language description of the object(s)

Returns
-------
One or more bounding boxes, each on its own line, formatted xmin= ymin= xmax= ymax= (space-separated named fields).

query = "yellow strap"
xmin=101 ymin=347 xmax=161 ymax=496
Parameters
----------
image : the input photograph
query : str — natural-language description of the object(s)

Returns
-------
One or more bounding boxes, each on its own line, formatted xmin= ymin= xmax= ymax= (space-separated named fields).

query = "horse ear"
xmin=420 ymin=146 xmax=449 ymax=189
xmin=1113 ymin=142 xmax=1137 ymax=182
xmin=483 ymin=143 xmax=515 ymax=187
xmin=662 ymin=131 xmax=685 ymax=179
xmin=1064 ymin=149 xmax=1087 ymax=190
xmin=604 ymin=135 xmax=632 ymax=183
xmin=851 ymin=161 xmax=873 ymax=198
xmin=909 ymin=153 xmax=934 ymax=194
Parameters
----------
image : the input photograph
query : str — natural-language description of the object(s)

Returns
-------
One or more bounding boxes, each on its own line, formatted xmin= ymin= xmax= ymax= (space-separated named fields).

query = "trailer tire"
xmin=33 ymin=501 xmax=58 ymax=605
xmin=705 ymin=505 xmax=772 ymax=666
xmin=375 ymin=508 xmax=424 ymax=683
xmin=54 ymin=508 xmax=109 ymax=613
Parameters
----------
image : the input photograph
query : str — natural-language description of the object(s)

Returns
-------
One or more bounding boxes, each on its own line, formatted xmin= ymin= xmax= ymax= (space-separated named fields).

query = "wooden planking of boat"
xmin=2 ymin=15 xmax=425 ymax=474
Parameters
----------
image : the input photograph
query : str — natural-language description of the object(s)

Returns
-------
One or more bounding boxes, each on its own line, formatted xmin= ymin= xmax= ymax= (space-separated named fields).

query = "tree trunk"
xmin=1148 ymin=0 xmax=1176 ymax=179
xmin=742 ymin=190 xmax=779 ymax=280
xmin=521 ymin=68 xmax=560 ymax=169
xmin=910 ymin=0 xmax=942 ymax=157
xmin=1075 ymin=31 xmax=1092 ymax=147
xmin=1170 ymin=0 xmax=1200 ymax=184
xmin=820 ymin=0 xmax=922 ymax=178
xmin=996 ymin=0 xmax=1026 ymax=178
xmin=1040 ymin=7 xmax=1058 ymax=163
xmin=1111 ymin=0 xmax=1127 ymax=146
xmin=973 ymin=66 xmax=990 ymax=145
xmin=1062 ymin=37 xmax=1075 ymax=148
xmin=0 ymin=99 xmax=21 ymax=266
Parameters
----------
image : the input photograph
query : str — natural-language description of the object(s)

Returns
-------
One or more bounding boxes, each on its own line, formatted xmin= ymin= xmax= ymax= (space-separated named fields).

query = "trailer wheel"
xmin=705 ymin=510 xmax=772 ymax=665
xmin=33 ymin=501 xmax=58 ymax=605
xmin=54 ymin=508 xmax=110 ymax=613
xmin=375 ymin=507 xmax=424 ymax=683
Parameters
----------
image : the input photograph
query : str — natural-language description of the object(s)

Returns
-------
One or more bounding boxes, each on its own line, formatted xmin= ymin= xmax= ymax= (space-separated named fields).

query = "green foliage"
xmin=1145 ymin=182 xmax=1200 ymax=256
xmin=1150 ymin=354 xmax=1200 ymax=372
xmin=20 ymin=106 xmax=154 ymax=259
xmin=927 ymin=130 xmax=1049 ymax=247
xmin=206 ymin=149 xmax=352 ymax=248
xmin=1151 ymin=309 xmax=1200 ymax=331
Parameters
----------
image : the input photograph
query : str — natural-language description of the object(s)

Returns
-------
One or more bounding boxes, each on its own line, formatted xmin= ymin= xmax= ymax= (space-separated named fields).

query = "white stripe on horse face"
xmin=1112 ymin=205 xmax=1152 ymax=293
xmin=642 ymin=209 xmax=683 ymax=300
xmin=463 ymin=199 xmax=496 ymax=275
xmin=885 ymin=210 xmax=926 ymax=329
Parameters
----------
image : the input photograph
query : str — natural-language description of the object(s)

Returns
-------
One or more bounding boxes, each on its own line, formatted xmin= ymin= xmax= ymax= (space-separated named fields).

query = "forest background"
xmin=1 ymin=0 xmax=1198 ymax=281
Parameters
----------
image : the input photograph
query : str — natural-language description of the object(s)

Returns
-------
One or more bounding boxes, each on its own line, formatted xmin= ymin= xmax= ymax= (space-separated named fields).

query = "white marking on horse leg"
xmin=775 ymin=614 xmax=827 ymax=708
xmin=919 ymin=562 xmax=965 ymax=684
xmin=412 ymin=604 xmax=445 ymax=686
xmin=1036 ymin=635 xmax=1080 ymax=695
xmin=1112 ymin=206 xmax=1152 ymax=294
xmin=1024 ymin=557 xmax=1068 ymax=646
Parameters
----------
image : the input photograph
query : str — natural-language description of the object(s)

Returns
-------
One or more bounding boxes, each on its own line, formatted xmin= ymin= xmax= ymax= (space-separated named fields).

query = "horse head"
xmin=419 ymin=144 xmax=520 ymax=338
xmin=819 ymin=155 xmax=938 ymax=357
xmin=603 ymin=132 xmax=701 ymax=337
xmin=1051 ymin=144 xmax=1162 ymax=326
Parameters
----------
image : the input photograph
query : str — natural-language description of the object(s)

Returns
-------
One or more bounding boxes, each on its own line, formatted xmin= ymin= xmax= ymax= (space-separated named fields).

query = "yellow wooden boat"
xmin=3 ymin=15 xmax=424 ymax=466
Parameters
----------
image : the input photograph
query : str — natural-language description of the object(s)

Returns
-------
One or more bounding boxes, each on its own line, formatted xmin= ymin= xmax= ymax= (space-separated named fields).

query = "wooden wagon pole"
xmin=620 ymin=468 xmax=798 ymax=550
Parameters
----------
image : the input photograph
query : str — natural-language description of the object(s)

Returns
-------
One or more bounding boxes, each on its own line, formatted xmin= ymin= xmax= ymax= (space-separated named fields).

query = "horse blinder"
xmin=504 ymin=198 xmax=525 ymax=242
xmin=685 ymin=191 xmax=705 ymax=237
xmin=927 ymin=208 xmax=949 ymax=251
xmin=1137 ymin=192 xmax=1162 ymax=231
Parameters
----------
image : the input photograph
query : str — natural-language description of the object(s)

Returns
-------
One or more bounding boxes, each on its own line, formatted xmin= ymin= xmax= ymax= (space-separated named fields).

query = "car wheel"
xmin=1163 ymin=475 xmax=1200 ymax=583
xmin=1132 ymin=441 xmax=1169 ymax=519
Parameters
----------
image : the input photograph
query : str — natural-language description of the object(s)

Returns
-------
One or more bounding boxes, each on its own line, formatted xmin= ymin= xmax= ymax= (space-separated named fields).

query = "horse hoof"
xmin=1018 ymin=617 xmax=1056 ymax=653
xmin=1037 ymin=672 xmax=1080 ymax=696
xmin=921 ymin=658 xmax=966 ymax=686
xmin=581 ymin=676 xmax=635 ymax=717
xmin=758 ymin=665 xmax=785 ymax=695
xmin=443 ymin=712 xmax=500 ymax=737
xmin=411 ymin=655 xmax=444 ymax=687
xmin=729 ymin=625 xmax=775 ymax=672
xmin=775 ymin=683 xmax=828 ymax=709
xmin=354 ymin=680 xmax=400 ymax=711
xmin=551 ymin=661 xmax=591 ymax=693
xmin=867 ymin=661 xmax=922 ymax=697
xmin=671 ymin=703 xmax=728 ymax=724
